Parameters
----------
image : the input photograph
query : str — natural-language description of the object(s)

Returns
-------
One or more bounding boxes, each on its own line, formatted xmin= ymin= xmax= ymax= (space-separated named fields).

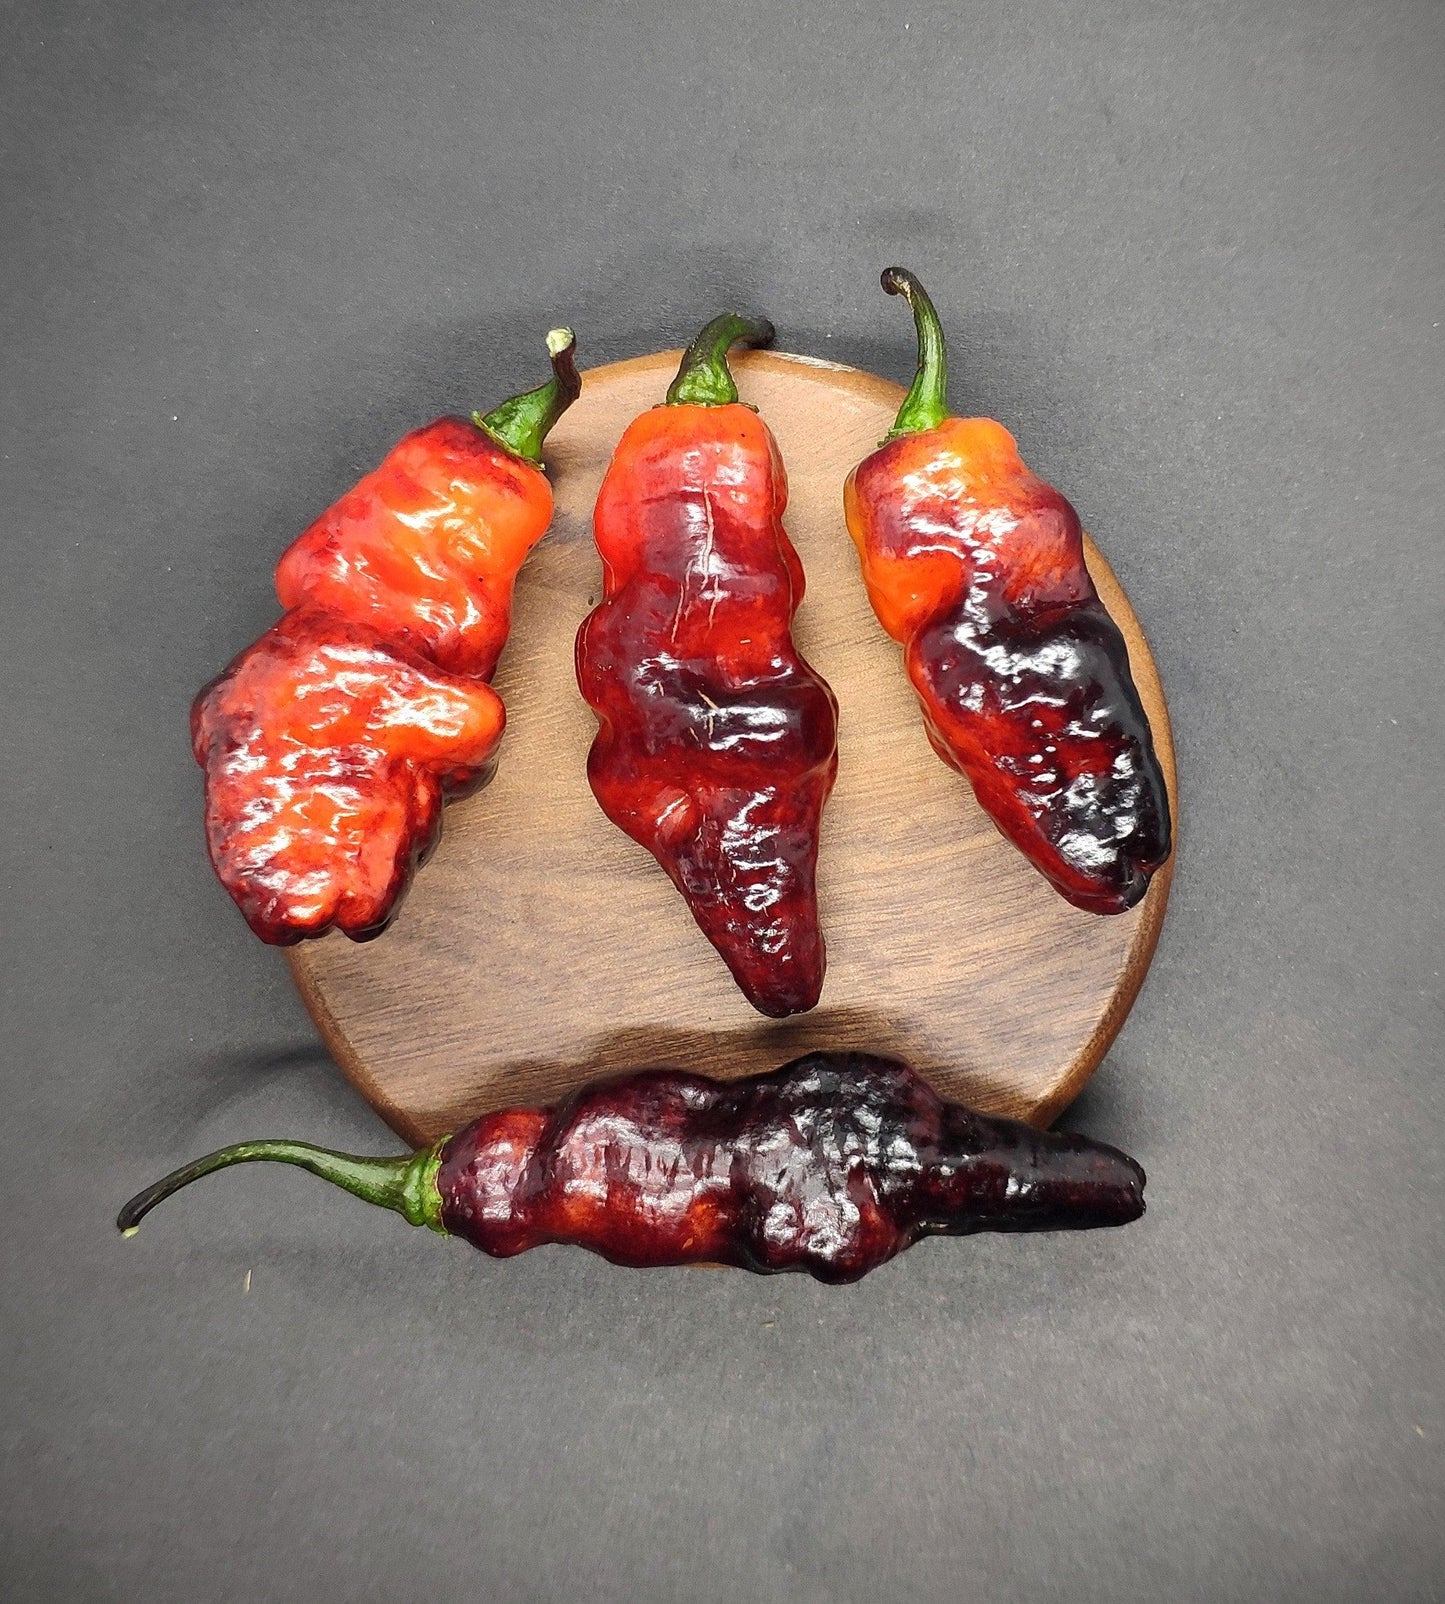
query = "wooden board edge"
xmin=288 ymin=950 xmax=434 ymax=1148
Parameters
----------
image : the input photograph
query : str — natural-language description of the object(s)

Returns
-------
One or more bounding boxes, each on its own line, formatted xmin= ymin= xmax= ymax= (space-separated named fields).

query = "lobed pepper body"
xmin=274 ymin=416 xmax=555 ymax=681
xmin=191 ymin=606 xmax=505 ymax=943
xmin=846 ymin=272 xmax=1170 ymax=914
xmin=577 ymin=319 xmax=838 ymax=1016
xmin=192 ymin=334 xmax=577 ymax=944
xmin=120 ymin=1053 xmax=1147 ymax=1284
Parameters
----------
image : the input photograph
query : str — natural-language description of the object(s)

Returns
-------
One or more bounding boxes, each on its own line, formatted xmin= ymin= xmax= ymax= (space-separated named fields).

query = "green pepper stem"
xmin=666 ymin=312 xmax=775 ymax=408
xmin=117 ymin=1138 xmax=448 ymax=1236
xmin=476 ymin=326 xmax=581 ymax=464
xmin=881 ymin=267 xmax=950 ymax=441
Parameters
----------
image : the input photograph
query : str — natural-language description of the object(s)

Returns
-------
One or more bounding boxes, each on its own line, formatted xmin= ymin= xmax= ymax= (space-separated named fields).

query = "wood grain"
xmin=289 ymin=350 xmax=1179 ymax=1145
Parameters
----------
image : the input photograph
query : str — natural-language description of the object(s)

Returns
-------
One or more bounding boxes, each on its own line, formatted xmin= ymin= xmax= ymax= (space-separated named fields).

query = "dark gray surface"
xmin=3 ymin=0 xmax=1441 ymax=1598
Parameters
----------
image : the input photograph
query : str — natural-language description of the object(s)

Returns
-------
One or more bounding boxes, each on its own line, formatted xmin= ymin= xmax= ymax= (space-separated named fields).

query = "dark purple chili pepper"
xmin=118 ymin=1052 xmax=1145 ymax=1283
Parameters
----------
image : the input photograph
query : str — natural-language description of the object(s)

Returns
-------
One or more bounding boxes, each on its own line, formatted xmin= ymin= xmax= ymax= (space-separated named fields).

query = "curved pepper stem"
xmin=881 ymin=267 xmax=950 ymax=442
xmin=476 ymin=326 xmax=581 ymax=465
xmin=666 ymin=312 xmax=775 ymax=408
xmin=117 ymin=1138 xmax=448 ymax=1236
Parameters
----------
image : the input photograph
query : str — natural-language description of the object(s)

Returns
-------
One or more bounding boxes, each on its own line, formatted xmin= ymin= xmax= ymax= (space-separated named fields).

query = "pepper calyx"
xmin=476 ymin=326 xmax=581 ymax=466
xmin=407 ymin=1139 xmax=449 ymax=1234
xmin=666 ymin=312 xmax=775 ymax=409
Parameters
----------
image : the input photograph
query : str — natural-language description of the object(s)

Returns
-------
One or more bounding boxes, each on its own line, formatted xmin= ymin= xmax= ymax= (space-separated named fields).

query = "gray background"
xmin=3 ymin=0 xmax=1441 ymax=1598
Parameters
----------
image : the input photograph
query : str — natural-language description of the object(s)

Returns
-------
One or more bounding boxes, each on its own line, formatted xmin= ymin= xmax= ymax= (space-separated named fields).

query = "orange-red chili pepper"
xmin=193 ymin=329 xmax=580 ymax=943
xmin=576 ymin=316 xmax=839 ymax=1015
xmin=845 ymin=271 xmax=1171 ymax=913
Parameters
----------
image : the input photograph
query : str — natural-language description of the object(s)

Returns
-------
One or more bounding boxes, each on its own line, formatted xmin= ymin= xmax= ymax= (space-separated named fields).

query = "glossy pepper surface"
xmin=118 ymin=1051 xmax=1146 ymax=1283
xmin=193 ymin=330 xmax=580 ymax=943
xmin=844 ymin=270 xmax=1171 ymax=913
xmin=576 ymin=315 xmax=839 ymax=1016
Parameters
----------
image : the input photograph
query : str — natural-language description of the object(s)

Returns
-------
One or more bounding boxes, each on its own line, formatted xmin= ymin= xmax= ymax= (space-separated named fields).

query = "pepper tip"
xmin=545 ymin=326 xmax=575 ymax=359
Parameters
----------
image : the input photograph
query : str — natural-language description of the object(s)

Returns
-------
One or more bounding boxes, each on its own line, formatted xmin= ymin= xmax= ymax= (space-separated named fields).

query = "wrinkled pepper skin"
xmin=191 ymin=607 xmax=505 ymax=943
xmin=845 ymin=271 xmax=1170 ymax=914
xmin=576 ymin=316 xmax=839 ymax=1016
xmin=436 ymin=1052 xmax=1145 ymax=1282
xmin=119 ymin=1053 xmax=1147 ymax=1284
xmin=274 ymin=416 xmax=555 ymax=681
xmin=192 ymin=331 xmax=578 ymax=944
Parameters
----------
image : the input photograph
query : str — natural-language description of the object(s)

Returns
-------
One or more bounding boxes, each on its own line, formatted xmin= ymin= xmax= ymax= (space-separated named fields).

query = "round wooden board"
xmin=289 ymin=349 xmax=1178 ymax=1146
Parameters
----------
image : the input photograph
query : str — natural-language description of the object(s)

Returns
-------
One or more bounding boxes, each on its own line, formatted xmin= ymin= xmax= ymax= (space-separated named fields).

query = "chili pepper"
xmin=576 ymin=315 xmax=839 ymax=1016
xmin=117 ymin=1051 xmax=1145 ymax=1283
xmin=193 ymin=329 xmax=580 ymax=944
xmin=844 ymin=270 xmax=1171 ymax=914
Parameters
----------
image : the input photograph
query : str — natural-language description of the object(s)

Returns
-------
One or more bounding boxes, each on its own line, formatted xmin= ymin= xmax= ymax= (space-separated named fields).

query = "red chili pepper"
xmin=193 ymin=330 xmax=580 ymax=944
xmin=844 ymin=271 xmax=1171 ymax=914
xmin=118 ymin=1052 xmax=1146 ymax=1283
xmin=576 ymin=315 xmax=839 ymax=1016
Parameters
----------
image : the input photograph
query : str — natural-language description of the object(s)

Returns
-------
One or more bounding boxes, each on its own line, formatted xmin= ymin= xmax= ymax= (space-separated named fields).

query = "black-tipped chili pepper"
xmin=844 ymin=270 xmax=1171 ymax=914
xmin=194 ymin=329 xmax=581 ymax=944
xmin=118 ymin=1053 xmax=1145 ymax=1283
xmin=575 ymin=316 xmax=839 ymax=1016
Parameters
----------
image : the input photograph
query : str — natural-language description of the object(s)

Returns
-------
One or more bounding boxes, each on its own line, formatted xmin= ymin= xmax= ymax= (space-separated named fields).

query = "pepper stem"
xmin=881 ymin=267 xmax=950 ymax=441
xmin=666 ymin=312 xmax=775 ymax=408
xmin=117 ymin=1138 xmax=448 ymax=1236
xmin=476 ymin=327 xmax=581 ymax=464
